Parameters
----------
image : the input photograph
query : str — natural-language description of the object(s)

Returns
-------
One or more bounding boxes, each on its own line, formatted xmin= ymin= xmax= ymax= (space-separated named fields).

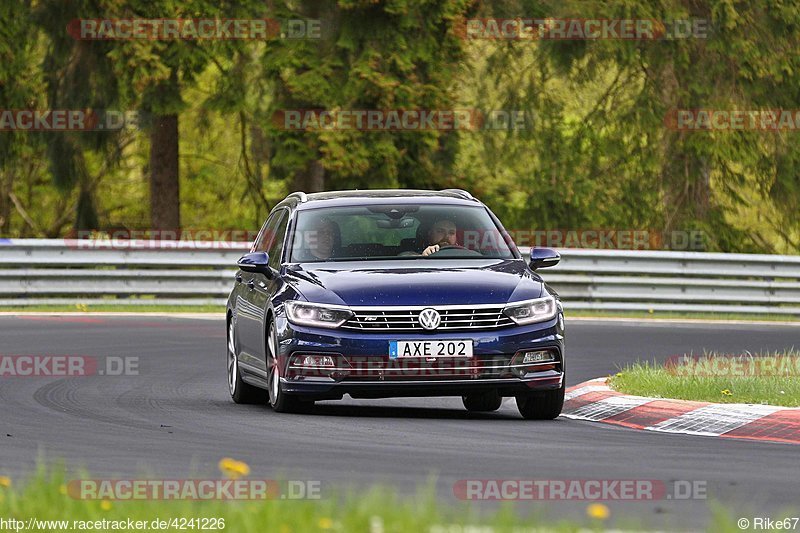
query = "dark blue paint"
xmin=227 ymin=190 xmax=565 ymax=403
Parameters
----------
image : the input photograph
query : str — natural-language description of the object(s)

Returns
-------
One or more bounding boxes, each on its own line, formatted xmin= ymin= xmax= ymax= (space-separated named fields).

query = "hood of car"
xmin=284 ymin=259 xmax=543 ymax=307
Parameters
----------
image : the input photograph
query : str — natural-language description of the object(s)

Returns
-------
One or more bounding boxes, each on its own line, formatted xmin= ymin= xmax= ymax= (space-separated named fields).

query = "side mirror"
xmin=237 ymin=252 xmax=272 ymax=277
xmin=529 ymin=247 xmax=560 ymax=270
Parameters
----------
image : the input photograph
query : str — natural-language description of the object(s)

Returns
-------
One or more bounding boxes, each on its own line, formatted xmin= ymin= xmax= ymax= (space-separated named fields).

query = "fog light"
xmin=522 ymin=350 xmax=554 ymax=364
xmin=298 ymin=355 xmax=335 ymax=367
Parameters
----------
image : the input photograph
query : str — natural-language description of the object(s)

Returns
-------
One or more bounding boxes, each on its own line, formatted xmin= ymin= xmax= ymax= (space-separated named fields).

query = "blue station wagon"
xmin=227 ymin=189 xmax=565 ymax=419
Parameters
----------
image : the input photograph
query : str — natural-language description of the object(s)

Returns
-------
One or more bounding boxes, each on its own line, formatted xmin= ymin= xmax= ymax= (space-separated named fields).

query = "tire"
xmin=228 ymin=318 xmax=263 ymax=404
xmin=266 ymin=321 xmax=314 ymax=414
xmin=462 ymin=390 xmax=503 ymax=412
xmin=515 ymin=382 xmax=565 ymax=420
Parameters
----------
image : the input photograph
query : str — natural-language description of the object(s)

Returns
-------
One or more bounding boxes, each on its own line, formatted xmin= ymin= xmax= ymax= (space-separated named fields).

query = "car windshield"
xmin=288 ymin=204 xmax=516 ymax=262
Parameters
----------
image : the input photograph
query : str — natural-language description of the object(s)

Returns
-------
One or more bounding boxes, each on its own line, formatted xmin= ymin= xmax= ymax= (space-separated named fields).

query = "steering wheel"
xmin=428 ymin=244 xmax=483 ymax=257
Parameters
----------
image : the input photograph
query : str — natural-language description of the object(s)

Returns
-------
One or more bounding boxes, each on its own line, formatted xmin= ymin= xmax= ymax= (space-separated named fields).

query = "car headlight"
xmin=502 ymin=296 xmax=557 ymax=325
xmin=285 ymin=301 xmax=353 ymax=329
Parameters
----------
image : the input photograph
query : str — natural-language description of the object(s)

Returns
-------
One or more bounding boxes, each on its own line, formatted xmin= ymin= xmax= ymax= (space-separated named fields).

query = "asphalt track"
xmin=1 ymin=315 xmax=798 ymax=529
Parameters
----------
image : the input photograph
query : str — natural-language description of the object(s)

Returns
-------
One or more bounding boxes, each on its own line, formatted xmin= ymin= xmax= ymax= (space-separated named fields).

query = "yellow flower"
xmin=0 ymin=476 xmax=11 ymax=488
xmin=100 ymin=500 xmax=112 ymax=511
xmin=59 ymin=484 xmax=68 ymax=495
xmin=218 ymin=458 xmax=251 ymax=480
xmin=318 ymin=517 xmax=334 ymax=529
xmin=586 ymin=503 xmax=610 ymax=520
xmin=721 ymin=389 xmax=733 ymax=396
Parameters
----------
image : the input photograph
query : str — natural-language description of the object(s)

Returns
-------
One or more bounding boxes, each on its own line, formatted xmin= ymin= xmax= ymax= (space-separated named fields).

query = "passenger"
xmin=301 ymin=217 xmax=338 ymax=261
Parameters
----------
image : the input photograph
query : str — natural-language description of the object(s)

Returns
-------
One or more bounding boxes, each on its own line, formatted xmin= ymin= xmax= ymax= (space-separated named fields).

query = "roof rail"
xmin=440 ymin=188 xmax=476 ymax=201
xmin=287 ymin=191 xmax=308 ymax=203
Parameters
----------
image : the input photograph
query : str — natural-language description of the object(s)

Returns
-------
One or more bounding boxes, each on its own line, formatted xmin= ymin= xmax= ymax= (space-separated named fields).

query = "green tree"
xmin=33 ymin=0 xmax=128 ymax=234
xmin=263 ymin=0 xmax=474 ymax=193
xmin=0 ymin=1 xmax=42 ymax=235
xmin=458 ymin=0 xmax=800 ymax=252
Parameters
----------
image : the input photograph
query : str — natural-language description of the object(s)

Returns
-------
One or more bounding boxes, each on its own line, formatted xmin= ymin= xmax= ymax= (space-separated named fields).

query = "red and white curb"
xmin=563 ymin=378 xmax=800 ymax=445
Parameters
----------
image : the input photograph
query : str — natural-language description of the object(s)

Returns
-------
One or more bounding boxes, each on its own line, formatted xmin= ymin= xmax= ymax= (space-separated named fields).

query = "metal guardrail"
xmin=1 ymin=239 xmax=800 ymax=315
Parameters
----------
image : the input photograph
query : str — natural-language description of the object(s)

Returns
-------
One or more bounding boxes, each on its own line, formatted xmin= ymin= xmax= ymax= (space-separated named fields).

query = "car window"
xmin=289 ymin=204 xmax=515 ymax=262
xmin=252 ymin=212 xmax=279 ymax=253
xmin=339 ymin=215 xmax=419 ymax=246
xmin=267 ymin=210 xmax=289 ymax=269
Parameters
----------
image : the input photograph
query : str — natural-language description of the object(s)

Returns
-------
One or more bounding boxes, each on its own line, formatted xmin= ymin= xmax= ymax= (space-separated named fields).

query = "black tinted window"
xmin=252 ymin=212 xmax=279 ymax=252
xmin=267 ymin=211 xmax=289 ymax=268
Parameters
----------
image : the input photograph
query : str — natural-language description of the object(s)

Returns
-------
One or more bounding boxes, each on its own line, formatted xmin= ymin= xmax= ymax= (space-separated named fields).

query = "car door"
xmin=236 ymin=211 xmax=280 ymax=367
xmin=250 ymin=209 xmax=290 ymax=370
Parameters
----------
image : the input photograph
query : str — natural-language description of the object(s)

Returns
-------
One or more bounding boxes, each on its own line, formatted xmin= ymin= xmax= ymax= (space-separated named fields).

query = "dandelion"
xmin=100 ymin=500 xmax=112 ymax=511
xmin=59 ymin=484 xmax=68 ymax=495
xmin=0 ymin=476 xmax=11 ymax=488
xmin=318 ymin=517 xmax=334 ymax=529
xmin=721 ymin=389 xmax=733 ymax=396
xmin=218 ymin=457 xmax=251 ymax=480
xmin=370 ymin=516 xmax=384 ymax=533
xmin=586 ymin=502 xmax=610 ymax=520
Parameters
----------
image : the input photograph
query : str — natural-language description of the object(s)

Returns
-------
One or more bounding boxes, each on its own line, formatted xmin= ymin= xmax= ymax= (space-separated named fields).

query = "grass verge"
xmin=0 ymin=468 xmax=786 ymax=532
xmin=609 ymin=350 xmax=800 ymax=407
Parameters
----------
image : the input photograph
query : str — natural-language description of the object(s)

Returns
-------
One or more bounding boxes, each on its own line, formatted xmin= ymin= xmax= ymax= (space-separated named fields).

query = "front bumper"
xmin=276 ymin=316 xmax=565 ymax=400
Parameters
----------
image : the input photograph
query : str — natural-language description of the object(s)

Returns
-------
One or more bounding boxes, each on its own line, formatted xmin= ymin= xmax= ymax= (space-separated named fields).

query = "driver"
xmin=421 ymin=219 xmax=457 ymax=256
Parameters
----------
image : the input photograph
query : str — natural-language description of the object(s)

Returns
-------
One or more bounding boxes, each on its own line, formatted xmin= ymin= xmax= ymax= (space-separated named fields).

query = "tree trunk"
xmin=307 ymin=160 xmax=325 ymax=192
xmin=74 ymin=186 xmax=98 ymax=233
xmin=149 ymin=114 xmax=180 ymax=232
xmin=293 ymin=159 xmax=325 ymax=192
xmin=0 ymin=171 xmax=11 ymax=235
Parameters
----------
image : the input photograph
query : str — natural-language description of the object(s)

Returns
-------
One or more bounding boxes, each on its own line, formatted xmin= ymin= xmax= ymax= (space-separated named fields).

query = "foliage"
xmin=0 ymin=0 xmax=798 ymax=252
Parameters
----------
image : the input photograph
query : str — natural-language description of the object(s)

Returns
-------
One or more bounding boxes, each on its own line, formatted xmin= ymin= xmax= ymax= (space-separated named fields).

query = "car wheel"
xmin=515 ymin=381 xmax=565 ymax=420
xmin=266 ymin=321 xmax=314 ymax=414
xmin=228 ymin=319 xmax=263 ymax=404
xmin=462 ymin=390 xmax=503 ymax=412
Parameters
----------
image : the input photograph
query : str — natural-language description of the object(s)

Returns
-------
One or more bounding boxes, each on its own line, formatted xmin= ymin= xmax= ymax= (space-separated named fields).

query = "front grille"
xmin=341 ymin=306 xmax=514 ymax=332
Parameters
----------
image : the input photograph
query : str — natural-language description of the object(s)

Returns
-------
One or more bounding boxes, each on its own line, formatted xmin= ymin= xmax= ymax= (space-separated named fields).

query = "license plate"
xmin=389 ymin=340 xmax=473 ymax=359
